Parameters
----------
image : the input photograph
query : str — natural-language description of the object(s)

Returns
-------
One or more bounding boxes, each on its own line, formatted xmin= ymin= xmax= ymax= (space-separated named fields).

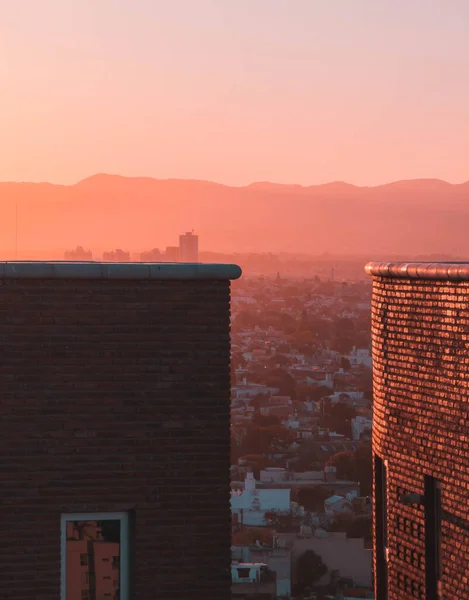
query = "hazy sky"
xmin=1 ymin=0 xmax=469 ymax=186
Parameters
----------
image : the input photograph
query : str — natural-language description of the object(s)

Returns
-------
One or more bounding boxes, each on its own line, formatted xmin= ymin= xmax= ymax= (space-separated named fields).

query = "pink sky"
xmin=1 ymin=0 xmax=469 ymax=187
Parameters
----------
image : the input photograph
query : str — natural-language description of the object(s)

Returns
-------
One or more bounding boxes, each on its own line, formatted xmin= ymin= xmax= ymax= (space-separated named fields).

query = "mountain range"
xmin=1 ymin=174 xmax=469 ymax=256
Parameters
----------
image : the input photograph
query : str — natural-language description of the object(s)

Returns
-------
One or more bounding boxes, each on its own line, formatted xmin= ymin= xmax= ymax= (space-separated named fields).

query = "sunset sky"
xmin=1 ymin=0 xmax=469 ymax=187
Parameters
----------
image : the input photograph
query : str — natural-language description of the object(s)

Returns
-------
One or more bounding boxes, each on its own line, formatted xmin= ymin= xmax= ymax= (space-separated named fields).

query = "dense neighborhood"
xmin=230 ymin=273 xmax=374 ymax=600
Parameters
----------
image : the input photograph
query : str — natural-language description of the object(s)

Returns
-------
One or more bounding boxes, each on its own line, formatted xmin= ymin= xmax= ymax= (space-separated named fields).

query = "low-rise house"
xmin=232 ymin=296 xmax=258 ymax=305
xmin=232 ymin=382 xmax=280 ymax=402
xmin=351 ymin=416 xmax=372 ymax=441
xmin=260 ymin=404 xmax=294 ymax=420
xmin=231 ymin=473 xmax=291 ymax=527
xmin=231 ymin=562 xmax=277 ymax=599
xmin=279 ymin=531 xmax=372 ymax=589
xmin=329 ymin=432 xmax=346 ymax=441
xmin=231 ymin=535 xmax=292 ymax=598
xmin=345 ymin=347 xmax=372 ymax=368
xmin=260 ymin=468 xmax=324 ymax=484
xmin=328 ymin=391 xmax=369 ymax=409
xmin=324 ymin=494 xmax=354 ymax=517
xmin=269 ymin=395 xmax=293 ymax=406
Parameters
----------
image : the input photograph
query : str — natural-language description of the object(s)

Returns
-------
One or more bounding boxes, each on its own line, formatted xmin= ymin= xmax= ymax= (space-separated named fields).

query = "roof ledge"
xmin=365 ymin=261 xmax=469 ymax=281
xmin=0 ymin=262 xmax=242 ymax=280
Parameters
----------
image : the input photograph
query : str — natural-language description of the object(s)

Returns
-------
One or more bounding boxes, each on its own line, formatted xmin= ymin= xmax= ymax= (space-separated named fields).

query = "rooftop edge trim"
xmin=0 ymin=262 xmax=242 ymax=280
xmin=365 ymin=261 xmax=469 ymax=281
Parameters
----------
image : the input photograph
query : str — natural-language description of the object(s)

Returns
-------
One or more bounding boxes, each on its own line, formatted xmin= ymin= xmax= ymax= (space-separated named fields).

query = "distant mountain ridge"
xmin=1 ymin=173 xmax=469 ymax=256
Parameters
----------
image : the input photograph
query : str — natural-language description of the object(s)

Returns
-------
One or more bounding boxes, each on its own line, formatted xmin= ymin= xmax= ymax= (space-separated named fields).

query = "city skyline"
xmin=2 ymin=2 xmax=467 ymax=597
xmin=2 ymin=174 xmax=469 ymax=257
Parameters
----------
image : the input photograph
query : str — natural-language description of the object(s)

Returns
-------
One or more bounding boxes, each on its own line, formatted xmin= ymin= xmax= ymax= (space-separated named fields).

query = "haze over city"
xmin=4 ymin=2 xmax=469 ymax=600
xmin=2 ymin=1 xmax=469 ymax=258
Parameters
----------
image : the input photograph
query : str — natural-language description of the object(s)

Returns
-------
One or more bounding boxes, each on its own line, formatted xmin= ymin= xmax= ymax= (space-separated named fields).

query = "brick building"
xmin=367 ymin=262 xmax=469 ymax=600
xmin=0 ymin=261 xmax=241 ymax=600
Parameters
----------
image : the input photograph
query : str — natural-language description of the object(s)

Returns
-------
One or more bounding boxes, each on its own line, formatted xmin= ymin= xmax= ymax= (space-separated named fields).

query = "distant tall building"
xmin=64 ymin=246 xmax=93 ymax=261
xmin=165 ymin=246 xmax=179 ymax=262
xmin=140 ymin=248 xmax=162 ymax=262
xmin=102 ymin=249 xmax=130 ymax=262
xmin=179 ymin=231 xmax=199 ymax=263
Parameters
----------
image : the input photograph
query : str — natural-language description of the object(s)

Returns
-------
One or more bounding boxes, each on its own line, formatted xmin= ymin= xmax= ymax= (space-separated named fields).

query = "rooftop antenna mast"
xmin=15 ymin=201 xmax=18 ymax=260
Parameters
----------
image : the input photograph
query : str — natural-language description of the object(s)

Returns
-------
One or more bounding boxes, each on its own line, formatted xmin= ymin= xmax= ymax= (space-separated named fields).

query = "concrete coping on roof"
xmin=365 ymin=261 xmax=469 ymax=281
xmin=0 ymin=262 xmax=242 ymax=280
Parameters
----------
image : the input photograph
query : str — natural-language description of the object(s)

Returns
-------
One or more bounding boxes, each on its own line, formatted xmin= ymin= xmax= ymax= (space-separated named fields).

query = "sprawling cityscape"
xmin=229 ymin=262 xmax=373 ymax=599
xmin=4 ymin=1 xmax=469 ymax=599
xmin=20 ymin=233 xmax=469 ymax=600
xmin=62 ymin=234 xmax=374 ymax=599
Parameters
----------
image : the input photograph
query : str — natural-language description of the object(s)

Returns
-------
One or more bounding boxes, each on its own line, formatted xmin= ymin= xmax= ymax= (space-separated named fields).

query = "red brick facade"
xmin=0 ymin=263 xmax=240 ymax=599
xmin=368 ymin=263 xmax=469 ymax=600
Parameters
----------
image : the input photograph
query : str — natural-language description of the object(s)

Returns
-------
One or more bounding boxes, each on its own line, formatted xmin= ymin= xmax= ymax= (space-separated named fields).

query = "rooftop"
xmin=365 ymin=261 xmax=469 ymax=280
xmin=0 ymin=261 xmax=242 ymax=280
xmin=326 ymin=495 xmax=345 ymax=504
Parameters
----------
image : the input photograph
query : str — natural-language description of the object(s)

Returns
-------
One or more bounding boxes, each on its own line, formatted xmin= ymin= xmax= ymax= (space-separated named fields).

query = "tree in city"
xmin=250 ymin=393 xmax=266 ymax=412
xmin=340 ymin=356 xmax=351 ymax=371
xmin=267 ymin=353 xmax=291 ymax=368
xmin=231 ymin=352 xmax=247 ymax=369
xmin=329 ymin=510 xmax=354 ymax=533
xmin=265 ymin=368 xmax=297 ymax=399
xmin=308 ymin=385 xmax=332 ymax=403
xmin=357 ymin=367 xmax=373 ymax=399
xmin=241 ymin=454 xmax=267 ymax=466
xmin=238 ymin=454 xmax=267 ymax=479
xmin=279 ymin=312 xmax=297 ymax=334
xmin=241 ymin=423 xmax=294 ymax=456
xmin=291 ymin=329 xmax=318 ymax=351
xmin=331 ymin=317 xmax=355 ymax=354
xmin=252 ymin=413 xmax=280 ymax=427
xmin=297 ymin=486 xmax=334 ymax=513
xmin=264 ymin=510 xmax=298 ymax=532
xmin=326 ymin=401 xmax=357 ymax=437
xmin=292 ymin=441 xmax=323 ymax=471
xmin=294 ymin=550 xmax=328 ymax=594
xmin=309 ymin=317 xmax=332 ymax=343
xmin=326 ymin=450 xmax=357 ymax=480
xmin=347 ymin=515 xmax=372 ymax=540
xmin=233 ymin=310 xmax=263 ymax=330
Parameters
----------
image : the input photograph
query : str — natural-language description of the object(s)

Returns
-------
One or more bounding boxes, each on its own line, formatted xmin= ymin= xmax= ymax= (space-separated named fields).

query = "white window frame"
xmin=60 ymin=512 xmax=130 ymax=600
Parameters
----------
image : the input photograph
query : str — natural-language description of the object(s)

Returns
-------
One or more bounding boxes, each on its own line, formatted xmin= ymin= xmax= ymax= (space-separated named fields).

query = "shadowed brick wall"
xmin=0 ymin=264 xmax=239 ymax=600
xmin=368 ymin=263 xmax=469 ymax=600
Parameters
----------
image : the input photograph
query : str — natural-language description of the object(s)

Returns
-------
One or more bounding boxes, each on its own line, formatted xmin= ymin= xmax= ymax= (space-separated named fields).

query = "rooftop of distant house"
xmin=366 ymin=261 xmax=469 ymax=280
xmin=0 ymin=261 xmax=242 ymax=280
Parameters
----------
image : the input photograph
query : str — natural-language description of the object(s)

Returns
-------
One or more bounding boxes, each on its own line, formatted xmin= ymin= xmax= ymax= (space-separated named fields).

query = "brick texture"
xmin=0 ymin=278 xmax=232 ymax=600
xmin=371 ymin=277 xmax=469 ymax=599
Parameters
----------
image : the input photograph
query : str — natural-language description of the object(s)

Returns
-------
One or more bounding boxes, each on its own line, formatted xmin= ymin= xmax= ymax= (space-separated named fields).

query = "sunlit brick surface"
xmin=371 ymin=276 xmax=469 ymax=599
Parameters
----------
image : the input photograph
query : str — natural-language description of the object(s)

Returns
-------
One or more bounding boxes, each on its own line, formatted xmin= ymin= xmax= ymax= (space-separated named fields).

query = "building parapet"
xmin=365 ymin=261 xmax=469 ymax=280
xmin=0 ymin=261 xmax=242 ymax=280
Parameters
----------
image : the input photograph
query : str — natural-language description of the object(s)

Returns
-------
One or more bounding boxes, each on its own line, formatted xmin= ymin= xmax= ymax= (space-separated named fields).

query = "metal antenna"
xmin=15 ymin=201 xmax=18 ymax=260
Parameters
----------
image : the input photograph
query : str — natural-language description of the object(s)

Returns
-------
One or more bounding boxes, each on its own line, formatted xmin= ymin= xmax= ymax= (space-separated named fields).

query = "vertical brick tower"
xmin=367 ymin=262 xmax=469 ymax=600
xmin=0 ymin=261 xmax=241 ymax=600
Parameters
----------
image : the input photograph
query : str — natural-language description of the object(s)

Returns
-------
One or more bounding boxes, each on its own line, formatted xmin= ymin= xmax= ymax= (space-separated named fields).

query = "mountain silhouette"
xmin=1 ymin=174 xmax=469 ymax=256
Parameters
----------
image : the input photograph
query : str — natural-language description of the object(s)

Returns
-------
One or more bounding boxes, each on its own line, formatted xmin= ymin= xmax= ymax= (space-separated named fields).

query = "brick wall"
xmin=371 ymin=274 xmax=469 ymax=600
xmin=0 ymin=276 xmax=233 ymax=599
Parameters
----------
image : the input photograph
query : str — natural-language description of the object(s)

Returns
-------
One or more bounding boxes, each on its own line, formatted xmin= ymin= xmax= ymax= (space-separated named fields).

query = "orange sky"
xmin=1 ymin=0 xmax=469 ymax=187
